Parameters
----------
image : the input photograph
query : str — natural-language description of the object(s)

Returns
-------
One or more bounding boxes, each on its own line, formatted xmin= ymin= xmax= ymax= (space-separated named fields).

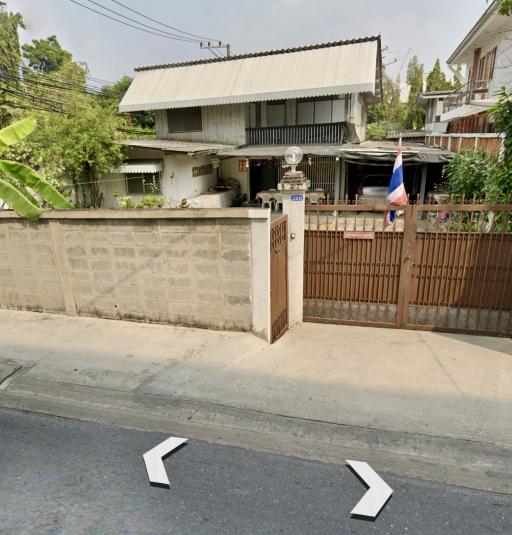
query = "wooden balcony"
xmin=444 ymin=80 xmax=491 ymax=112
xmin=246 ymin=122 xmax=345 ymax=145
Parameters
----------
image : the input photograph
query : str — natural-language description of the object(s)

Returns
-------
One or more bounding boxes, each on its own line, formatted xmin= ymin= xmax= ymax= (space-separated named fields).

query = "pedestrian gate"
xmin=271 ymin=215 xmax=289 ymax=342
xmin=304 ymin=201 xmax=512 ymax=337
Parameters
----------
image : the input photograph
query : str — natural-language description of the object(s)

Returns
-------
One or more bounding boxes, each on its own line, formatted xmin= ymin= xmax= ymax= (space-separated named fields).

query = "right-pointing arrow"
xmin=143 ymin=436 xmax=188 ymax=488
xmin=347 ymin=460 xmax=393 ymax=518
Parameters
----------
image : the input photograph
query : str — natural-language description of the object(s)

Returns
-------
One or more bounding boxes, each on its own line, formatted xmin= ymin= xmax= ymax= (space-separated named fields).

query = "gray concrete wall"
xmin=0 ymin=209 xmax=271 ymax=339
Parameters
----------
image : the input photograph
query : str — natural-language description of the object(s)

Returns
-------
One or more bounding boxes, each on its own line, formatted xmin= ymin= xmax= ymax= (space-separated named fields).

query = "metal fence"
xmin=304 ymin=200 xmax=512 ymax=336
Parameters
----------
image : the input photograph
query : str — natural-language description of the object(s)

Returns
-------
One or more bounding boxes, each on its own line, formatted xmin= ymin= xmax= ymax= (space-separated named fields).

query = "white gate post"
xmin=278 ymin=158 xmax=310 ymax=327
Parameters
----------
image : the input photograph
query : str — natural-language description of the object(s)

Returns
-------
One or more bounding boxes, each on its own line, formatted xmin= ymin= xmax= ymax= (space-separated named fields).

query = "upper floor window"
xmin=267 ymin=101 xmax=286 ymax=127
xmin=167 ymin=107 xmax=202 ymax=133
xmin=297 ymin=97 xmax=346 ymax=125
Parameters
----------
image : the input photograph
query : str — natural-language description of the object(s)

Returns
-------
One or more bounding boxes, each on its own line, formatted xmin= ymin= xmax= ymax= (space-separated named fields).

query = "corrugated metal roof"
xmin=120 ymin=37 xmax=381 ymax=112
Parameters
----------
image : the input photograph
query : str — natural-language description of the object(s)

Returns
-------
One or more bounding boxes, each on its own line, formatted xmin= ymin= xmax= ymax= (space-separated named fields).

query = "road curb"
xmin=1 ymin=376 xmax=511 ymax=495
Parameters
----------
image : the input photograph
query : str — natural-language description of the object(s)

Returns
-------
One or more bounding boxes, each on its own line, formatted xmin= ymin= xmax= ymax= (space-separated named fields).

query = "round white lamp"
xmin=284 ymin=146 xmax=303 ymax=172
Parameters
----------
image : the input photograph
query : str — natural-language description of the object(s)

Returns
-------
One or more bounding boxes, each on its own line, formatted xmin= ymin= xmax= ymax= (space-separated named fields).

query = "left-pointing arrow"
xmin=143 ymin=436 xmax=188 ymax=488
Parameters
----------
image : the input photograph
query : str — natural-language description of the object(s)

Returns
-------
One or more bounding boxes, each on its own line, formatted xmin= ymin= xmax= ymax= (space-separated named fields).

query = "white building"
xmin=101 ymin=36 xmax=383 ymax=206
xmin=441 ymin=0 xmax=512 ymax=132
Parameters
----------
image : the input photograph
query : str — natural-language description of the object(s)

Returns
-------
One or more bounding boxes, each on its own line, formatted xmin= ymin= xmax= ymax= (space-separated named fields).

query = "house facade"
xmin=440 ymin=0 xmax=510 ymax=138
xmin=102 ymin=37 xmax=384 ymax=206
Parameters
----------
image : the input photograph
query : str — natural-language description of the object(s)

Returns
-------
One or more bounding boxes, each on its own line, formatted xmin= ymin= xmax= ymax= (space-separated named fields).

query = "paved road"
xmin=1 ymin=408 xmax=511 ymax=535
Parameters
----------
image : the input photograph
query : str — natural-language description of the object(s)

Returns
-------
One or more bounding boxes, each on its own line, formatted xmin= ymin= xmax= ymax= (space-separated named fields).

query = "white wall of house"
xmin=99 ymin=149 xmax=218 ymax=208
xmin=491 ymin=30 xmax=512 ymax=95
xmin=155 ymin=104 xmax=247 ymax=145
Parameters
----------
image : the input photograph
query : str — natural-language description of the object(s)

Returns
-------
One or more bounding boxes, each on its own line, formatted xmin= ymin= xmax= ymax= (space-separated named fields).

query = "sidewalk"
xmin=1 ymin=309 xmax=511 ymax=493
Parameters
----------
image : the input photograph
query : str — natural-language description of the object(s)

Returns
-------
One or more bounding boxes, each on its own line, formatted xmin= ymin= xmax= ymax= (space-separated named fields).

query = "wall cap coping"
xmin=0 ymin=207 xmax=270 ymax=221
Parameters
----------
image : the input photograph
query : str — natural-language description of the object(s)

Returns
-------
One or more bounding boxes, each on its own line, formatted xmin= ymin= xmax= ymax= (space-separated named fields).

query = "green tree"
xmin=426 ymin=59 xmax=453 ymax=91
xmin=499 ymin=0 xmax=512 ymax=15
xmin=0 ymin=116 xmax=73 ymax=218
xmin=404 ymin=56 xmax=425 ymax=130
xmin=488 ymin=87 xmax=512 ymax=197
xmin=100 ymin=75 xmax=155 ymax=131
xmin=22 ymin=35 xmax=72 ymax=73
xmin=366 ymin=73 xmax=406 ymax=138
xmin=0 ymin=10 xmax=24 ymax=124
xmin=35 ymin=103 xmax=125 ymax=208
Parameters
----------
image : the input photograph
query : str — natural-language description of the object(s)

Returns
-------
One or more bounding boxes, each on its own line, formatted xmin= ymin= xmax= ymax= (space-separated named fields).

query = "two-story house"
xmin=425 ymin=0 xmax=509 ymax=155
xmin=99 ymin=36 xmax=383 ymax=206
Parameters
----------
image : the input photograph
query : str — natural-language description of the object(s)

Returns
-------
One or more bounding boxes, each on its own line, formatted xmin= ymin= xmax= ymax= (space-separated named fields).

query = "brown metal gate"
xmin=304 ymin=201 xmax=512 ymax=337
xmin=271 ymin=215 xmax=289 ymax=342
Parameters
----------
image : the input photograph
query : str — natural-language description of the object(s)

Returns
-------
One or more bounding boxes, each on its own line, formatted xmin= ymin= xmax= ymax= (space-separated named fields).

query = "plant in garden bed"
xmin=0 ymin=116 xmax=73 ymax=219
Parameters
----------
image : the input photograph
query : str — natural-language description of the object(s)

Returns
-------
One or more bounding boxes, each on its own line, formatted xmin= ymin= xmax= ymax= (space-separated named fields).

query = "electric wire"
xmin=82 ymin=0 xmax=202 ymax=42
xmin=66 ymin=0 xmax=204 ymax=42
xmin=108 ymin=0 xmax=218 ymax=41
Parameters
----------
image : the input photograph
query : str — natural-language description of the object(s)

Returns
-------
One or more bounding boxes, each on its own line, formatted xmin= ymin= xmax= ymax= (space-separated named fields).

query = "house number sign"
xmin=344 ymin=231 xmax=375 ymax=240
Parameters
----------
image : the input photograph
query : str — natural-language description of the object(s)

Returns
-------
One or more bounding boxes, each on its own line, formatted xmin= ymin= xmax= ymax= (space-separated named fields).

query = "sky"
xmin=8 ymin=0 xmax=492 ymax=85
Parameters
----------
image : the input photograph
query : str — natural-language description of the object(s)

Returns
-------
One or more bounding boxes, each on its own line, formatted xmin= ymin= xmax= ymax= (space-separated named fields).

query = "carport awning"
xmin=113 ymin=160 xmax=164 ymax=174
xmin=218 ymin=142 xmax=454 ymax=163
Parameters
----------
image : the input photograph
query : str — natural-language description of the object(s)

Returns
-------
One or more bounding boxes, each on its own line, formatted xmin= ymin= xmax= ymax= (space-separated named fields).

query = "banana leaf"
xmin=1 ymin=174 xmax=40 ymax=207
xmin=0 ymin=160 xmax=73 ymax=209
xmin=0 ymin=177 xmax=42 ymax=220
xmin=0 ymin=117 xmax=37 ymax=154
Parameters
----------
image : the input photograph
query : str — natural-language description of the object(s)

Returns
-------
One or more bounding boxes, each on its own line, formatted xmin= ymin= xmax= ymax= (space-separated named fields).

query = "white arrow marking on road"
xmin=347 ymin=460 xmax=393 ymax=518
xmin=143 ymin=436 xmax=188 ymax=487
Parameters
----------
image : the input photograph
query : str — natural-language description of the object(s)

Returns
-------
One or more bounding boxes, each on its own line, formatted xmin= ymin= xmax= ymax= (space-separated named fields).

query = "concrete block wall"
xmin=0 ymin=209 xmax=271 ymax=339
xmin=0 ymin=220 xmax=66 ymax=313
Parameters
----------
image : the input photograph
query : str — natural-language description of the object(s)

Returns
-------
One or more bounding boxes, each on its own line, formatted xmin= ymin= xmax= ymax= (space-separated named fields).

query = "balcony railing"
xmin=246 ymin=122 xmax=345 ymax=145
xmin=444 ymin=80 xmax=491 ymax=112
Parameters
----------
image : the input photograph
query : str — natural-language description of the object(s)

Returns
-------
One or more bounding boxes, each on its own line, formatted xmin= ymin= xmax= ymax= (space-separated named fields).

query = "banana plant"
xmin=0 ymin=116 xmax=73 ymax=219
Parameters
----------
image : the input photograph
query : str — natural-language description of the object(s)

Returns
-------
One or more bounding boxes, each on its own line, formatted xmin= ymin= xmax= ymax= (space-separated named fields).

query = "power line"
xmin=108 ymin=0 xmax=218 ymax=41
xmin=65 ymin=0 xmax=204 ymax=43
xmin=82 ymin=0 xmax=202 ymax=42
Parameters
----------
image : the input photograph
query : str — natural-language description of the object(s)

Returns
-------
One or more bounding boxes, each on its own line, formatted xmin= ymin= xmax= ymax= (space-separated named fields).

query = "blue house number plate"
xmin=291 ymin=194 xmax=304 ymax=201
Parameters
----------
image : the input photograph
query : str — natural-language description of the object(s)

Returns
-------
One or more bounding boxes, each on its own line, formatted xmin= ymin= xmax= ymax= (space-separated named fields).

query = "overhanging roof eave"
xmin=118 ymin=83 xmax=376 ymax=113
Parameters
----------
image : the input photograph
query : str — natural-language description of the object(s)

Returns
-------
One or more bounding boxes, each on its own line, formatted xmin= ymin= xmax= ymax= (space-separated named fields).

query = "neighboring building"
xmin=441 ymin=0 xmax=510 ymax=135
xmin=423 ymin=0 xmax=507 ymax=156
xmin=417 ymin=90 xmax=453 ymax=133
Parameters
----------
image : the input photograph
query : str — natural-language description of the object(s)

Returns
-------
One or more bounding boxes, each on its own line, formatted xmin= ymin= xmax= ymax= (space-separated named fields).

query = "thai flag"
xmin=385 ymin=144 xmax=408 ymax=226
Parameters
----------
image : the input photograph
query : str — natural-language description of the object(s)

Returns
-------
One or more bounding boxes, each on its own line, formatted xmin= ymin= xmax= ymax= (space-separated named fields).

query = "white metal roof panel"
xmin=113 ymin=159 xmax=164 ymax=174
xmin=120 ymin=39 xmax=379 ymax=112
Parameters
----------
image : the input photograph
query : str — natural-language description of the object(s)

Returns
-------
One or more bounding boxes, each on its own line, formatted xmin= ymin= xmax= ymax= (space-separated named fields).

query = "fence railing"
xmin=303 ymin=200 xmax=512 ymax=336
xmin=444 ymin=79 xmax=491 ymax=111
xmin=246 ymin=122 xmax=344 ymax=145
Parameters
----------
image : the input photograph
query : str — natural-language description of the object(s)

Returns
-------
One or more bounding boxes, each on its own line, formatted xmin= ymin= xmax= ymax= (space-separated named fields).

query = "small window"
xmin=167 ymin=107 xmax=202 ymax=133
xmin=125 ymin=173 xmax=161 ymax=195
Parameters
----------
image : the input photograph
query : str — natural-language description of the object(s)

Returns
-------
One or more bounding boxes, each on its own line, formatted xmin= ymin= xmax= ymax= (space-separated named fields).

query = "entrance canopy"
xmin=217 ymin=141 xmax=454 ymax=164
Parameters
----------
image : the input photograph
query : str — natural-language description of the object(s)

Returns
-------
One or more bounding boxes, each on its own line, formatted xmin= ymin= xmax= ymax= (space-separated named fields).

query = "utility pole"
xmin=200 ymin=41 xmax=231 ymax=58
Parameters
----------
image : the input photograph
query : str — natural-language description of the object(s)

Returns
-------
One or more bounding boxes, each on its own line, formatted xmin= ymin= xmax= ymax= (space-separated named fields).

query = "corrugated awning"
xmin=113 ymin=160 xmax=164 ymax=174
xmin=119 ymin=139 xmax=234 ymax=154
xmin=119 ymin=39 xmax=380 ymax=112
xmin=218 ymin=142 xmax=454 ymax=164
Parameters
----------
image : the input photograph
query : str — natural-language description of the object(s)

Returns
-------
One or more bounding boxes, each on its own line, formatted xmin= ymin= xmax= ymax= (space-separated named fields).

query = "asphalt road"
xmin=1 ymin=408 xmax=511 ymax=535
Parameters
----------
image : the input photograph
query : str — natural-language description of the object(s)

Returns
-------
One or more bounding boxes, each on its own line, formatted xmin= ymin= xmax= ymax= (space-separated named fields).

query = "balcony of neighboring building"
xmin=441 ymin=79 xmax=496 ymax=123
